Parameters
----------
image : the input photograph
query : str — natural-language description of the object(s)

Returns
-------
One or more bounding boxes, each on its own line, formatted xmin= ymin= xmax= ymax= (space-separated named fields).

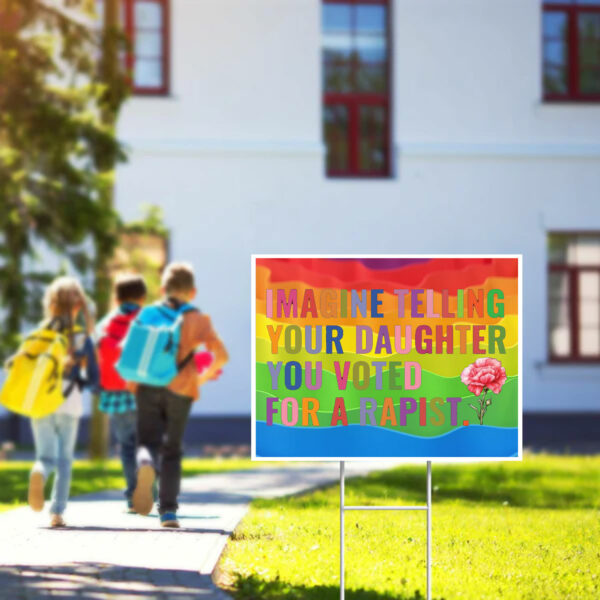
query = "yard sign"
xmin=252 ymin=255 xmax=522 ymax=461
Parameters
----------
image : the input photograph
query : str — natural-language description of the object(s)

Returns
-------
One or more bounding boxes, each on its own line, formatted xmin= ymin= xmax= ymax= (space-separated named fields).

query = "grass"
xmin=0 ymin=456 xmax=256 ymax=512
xmin=218 ymin=455 xmax=600 ymax=600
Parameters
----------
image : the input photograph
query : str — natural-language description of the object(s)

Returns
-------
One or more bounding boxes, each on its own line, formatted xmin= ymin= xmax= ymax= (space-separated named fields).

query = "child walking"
xmin=96 ymin=274 xmax=147 ymax=512
xmin=27 ymin=276 xmax=99 ymax=527
xmin=128 ymin=262 xmax=228 ymax=528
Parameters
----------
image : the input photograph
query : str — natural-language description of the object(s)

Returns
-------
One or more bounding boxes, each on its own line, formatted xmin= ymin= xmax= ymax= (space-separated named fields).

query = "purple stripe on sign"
xmin=329 ymin=258 xmax=432 ymax=270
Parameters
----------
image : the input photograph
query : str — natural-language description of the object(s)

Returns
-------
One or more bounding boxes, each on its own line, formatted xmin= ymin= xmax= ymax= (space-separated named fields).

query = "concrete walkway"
xmin=0 ymin=462 xmax=387 ymax=599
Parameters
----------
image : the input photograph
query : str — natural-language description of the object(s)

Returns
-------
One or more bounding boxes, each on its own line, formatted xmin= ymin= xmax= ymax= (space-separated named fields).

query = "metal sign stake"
xmin=339 ymin=460 xmax=433 ymax=600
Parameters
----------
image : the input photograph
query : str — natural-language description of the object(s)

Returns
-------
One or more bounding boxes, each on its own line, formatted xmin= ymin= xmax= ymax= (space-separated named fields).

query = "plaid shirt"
xmin=99 ymin=390 xmax=137 ymax=414
xmin=97 ymin=303 xmax=139 ymax=415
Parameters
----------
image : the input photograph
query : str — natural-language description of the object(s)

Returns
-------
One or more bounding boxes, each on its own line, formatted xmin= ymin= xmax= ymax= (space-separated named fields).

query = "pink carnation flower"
xmin=460 ymin=357 xmax=507 ymax=396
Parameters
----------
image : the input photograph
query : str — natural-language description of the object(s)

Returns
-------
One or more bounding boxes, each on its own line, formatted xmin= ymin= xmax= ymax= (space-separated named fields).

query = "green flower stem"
xmin=478 ymin=388 xmax=489 ymax=425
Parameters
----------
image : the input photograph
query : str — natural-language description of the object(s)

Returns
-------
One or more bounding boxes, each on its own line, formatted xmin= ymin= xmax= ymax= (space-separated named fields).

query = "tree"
xmin=88 ymin=0 xmax=129 ymax=459
xmin=0 ymin=0 xmax=129 ymax=443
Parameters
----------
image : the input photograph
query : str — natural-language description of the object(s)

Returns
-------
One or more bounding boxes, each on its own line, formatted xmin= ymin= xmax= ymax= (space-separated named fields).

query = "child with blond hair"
xmin=26 ymin=276 xmax=99 ymax=527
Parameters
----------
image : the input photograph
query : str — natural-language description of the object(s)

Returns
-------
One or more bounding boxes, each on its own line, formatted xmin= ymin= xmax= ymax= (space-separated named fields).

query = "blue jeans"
xmin=30 ymin=414 xmax=79 ymax=516
xmin=111 ymin=411 xmax=137 ymax=501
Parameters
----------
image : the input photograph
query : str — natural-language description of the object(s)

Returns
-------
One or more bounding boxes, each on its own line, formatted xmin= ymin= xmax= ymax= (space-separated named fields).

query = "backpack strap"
xmin=163 ymin=298 xmax=199 ymax=315
xmin=102 ymin=310 xmax=138 ymax=342
xmin=63 ymin=378 xmax=77 ymax=399
xmin=62 ymin=327 xmax=88 ymax=396
xmin=162 ymin=299 xmax=200 ymax=372
xmin=177 ymin=351 xmax=196 ymax=372
xmin=47 ymin=316 xmax=63 ymax=331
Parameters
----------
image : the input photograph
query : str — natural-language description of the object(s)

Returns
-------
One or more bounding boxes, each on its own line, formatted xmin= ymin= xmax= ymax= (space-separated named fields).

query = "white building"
xmin=5 ymin=0 xmax=600 ymax=447
xmin=113 ymin=0 xmax=600 ymax=432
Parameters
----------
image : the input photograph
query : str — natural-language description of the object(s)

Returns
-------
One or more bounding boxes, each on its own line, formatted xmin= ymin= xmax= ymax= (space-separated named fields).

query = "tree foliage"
xmin=0 ymin=0 xmax=129 ymax=356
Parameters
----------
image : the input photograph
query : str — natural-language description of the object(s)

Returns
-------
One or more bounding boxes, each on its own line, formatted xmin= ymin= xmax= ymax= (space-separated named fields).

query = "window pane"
xmin=549 ymin=271 xmax=570 ymax=305
xmin=355 ymin=34 xmax=387 ymax=91
xmin=134 ymin=58 xmax=162 ymax=88
xmin=544 ymin=39 xmax=568 ymax=66
xmin=323 ymin=27 xmax=353 ymax=56
xmin=579 ymin=271 xmax=600 ymax=329
xmin=323 ymin=3 xmax=353 ymax=93
xmin=548 ymin=234 xmax=569 ymax=264
xmin=579 ymin=271 xmax=600 ymax=300
xmin=324 ymin=52 xmax=352 ymax=92
xmin=578 ymin=13 xmax=600 ymax=93
xmin=580 ymin=329 xmax=600 ymax=355
xmin=356 ymin=5 xmax=386 ymax=33
xmin=543 ymin=29 xmax=569 ymax=94
xmin=579 ymin=13 xmax=600 ymax=63
xmin=543 ymin=37 xmax=569 ymax=94
xmin=579 ymin=302 xmax=600 ymax=327
xmin=324 ymin=105 xmax=349 ymax=172
xmin=549 ymin=272 xmax=571 ymax=357
xmin=323 ymin=34 xmax=353 ymax=54
xmin=579 ymin=12 xmax=600 ymax=39
xmin=580 ymin=68 xmax=600 ymax=93
xmin=323 ymin=4 xmax=352 ymax=32
xmin=356 ymin=5 xmax=387 ymax=93
xmin=544 ymin=63 xmax=568 ymax=93
xmin=359 ymin=105 xmax=386 ymax=172
xmin=580 ymin=42 xmax=600 ymax=69
xmin=135 ymin=0 xmax=162 ymax=28
xmin=543 ymin=12 xmax=568 ymax=40
xmin=135 ymin=31 xmax=162 ymax=57
xmin=543 ymin=11 xmax=568 ymax=95
xmin=356 ymin=56 xmax=387 ymax=92
xmin=355 ymin=33 xmax=387 ymax=58
xmin=570 ymin=235 xmax=600 ymax=265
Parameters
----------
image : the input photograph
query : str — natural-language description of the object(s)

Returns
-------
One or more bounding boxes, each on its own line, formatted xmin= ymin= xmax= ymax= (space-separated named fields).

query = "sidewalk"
xmin=0 ymin=462 xmax=388 ymax=599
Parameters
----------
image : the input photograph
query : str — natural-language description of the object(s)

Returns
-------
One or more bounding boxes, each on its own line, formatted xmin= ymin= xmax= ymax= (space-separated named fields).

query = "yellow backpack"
xmin=0 ymin=324 xmax=70 ymax=418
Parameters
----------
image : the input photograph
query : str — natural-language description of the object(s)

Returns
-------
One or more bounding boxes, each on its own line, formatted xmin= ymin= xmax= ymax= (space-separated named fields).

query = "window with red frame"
xmin=548 ymin=233 xmax=600 ymax=362
xmin=97 ymin=0 xmax=169 ymax=95
xmin=543 ymin=1 xmax=600 ymax=101
xmin=322 ymin=0 xmax=391 ymax=177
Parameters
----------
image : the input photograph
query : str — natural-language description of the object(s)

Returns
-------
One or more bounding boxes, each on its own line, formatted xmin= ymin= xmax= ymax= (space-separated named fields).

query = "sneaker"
xmin=50 ymin=514 xmax=66 ymax=528
xmin=28 ymin=471 xmax=45 ymax=512
xmin=126 ymin=500 xmax=137 ymax=514
xmin=160 ymin=512 xmax=180 ymax=528
xmin=132 ymin=464 xmax=155 ymax=516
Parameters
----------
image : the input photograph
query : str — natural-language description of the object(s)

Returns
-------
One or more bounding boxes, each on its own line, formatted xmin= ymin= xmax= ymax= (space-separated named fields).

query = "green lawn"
xmin=0 ymin=457 xmax=256 ymax=512
xmin=218 ymin=455 xmax=600 ymax=600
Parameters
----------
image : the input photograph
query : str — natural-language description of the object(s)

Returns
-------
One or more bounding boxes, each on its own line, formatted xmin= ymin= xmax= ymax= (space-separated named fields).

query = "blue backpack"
xmin=115 ymin=301 xmax=197 ymax=387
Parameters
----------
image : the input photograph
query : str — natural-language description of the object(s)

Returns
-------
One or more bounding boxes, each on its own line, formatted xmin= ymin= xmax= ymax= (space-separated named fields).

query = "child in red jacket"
xmin=96 ymin=274 xmax=147 ymax=512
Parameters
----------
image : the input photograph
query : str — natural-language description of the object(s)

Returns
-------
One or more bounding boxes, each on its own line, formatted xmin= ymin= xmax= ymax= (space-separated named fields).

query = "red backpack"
xmin=98 ymin=308 xmax=140 ymax=391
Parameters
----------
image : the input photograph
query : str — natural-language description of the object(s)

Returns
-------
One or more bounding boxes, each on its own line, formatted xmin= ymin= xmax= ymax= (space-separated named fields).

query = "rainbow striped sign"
xmin=252 ymin=255 xmax=521 ymax=460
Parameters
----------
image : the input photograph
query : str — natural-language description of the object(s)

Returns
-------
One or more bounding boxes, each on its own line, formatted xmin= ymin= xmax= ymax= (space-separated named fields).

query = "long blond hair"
xmin=42 ymin=276 xmax=94 ymax=337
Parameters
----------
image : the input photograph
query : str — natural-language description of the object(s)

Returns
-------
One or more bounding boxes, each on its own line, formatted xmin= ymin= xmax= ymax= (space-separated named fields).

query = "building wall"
xmin=114 ymin=0 xmax=600 ymax=416
xmin=118 ymin=0 xmax=321 ymax=148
